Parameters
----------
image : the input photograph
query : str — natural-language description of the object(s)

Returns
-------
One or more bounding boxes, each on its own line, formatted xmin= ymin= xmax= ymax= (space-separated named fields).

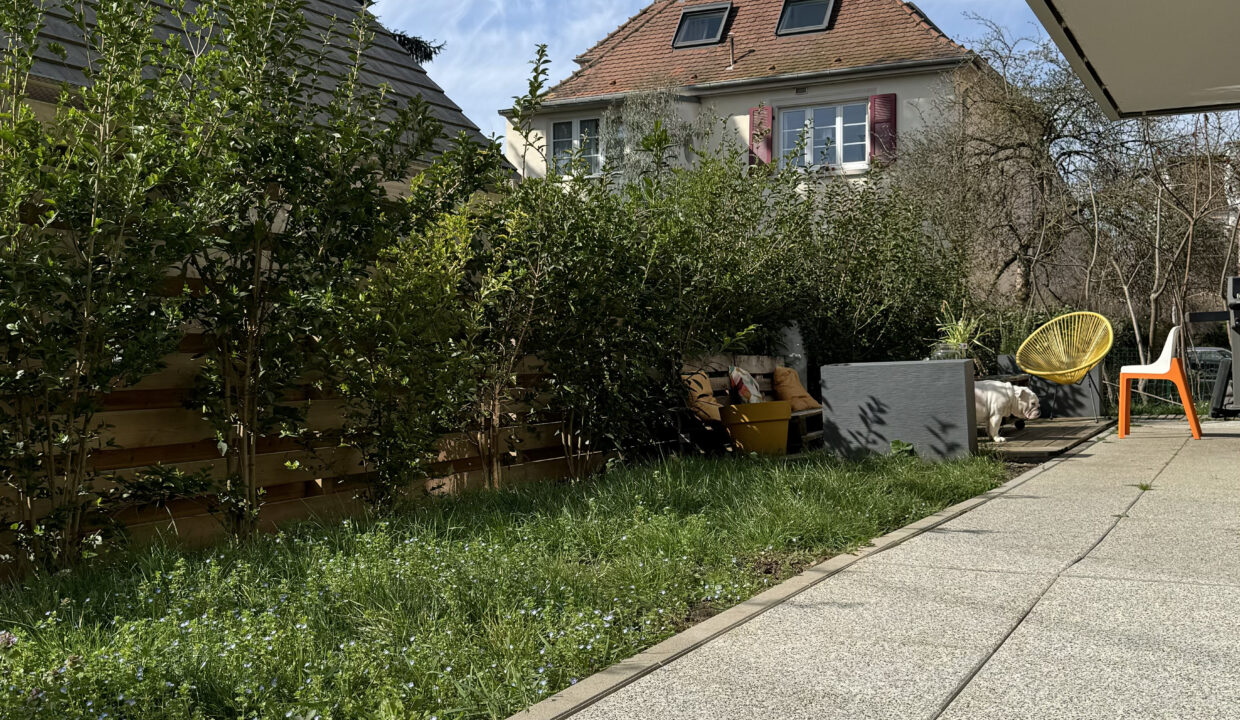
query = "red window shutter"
xmin=869 ymin=94 xmax=897 ymax=164
xmin=749 ymin=106 xmax=774 ymax=165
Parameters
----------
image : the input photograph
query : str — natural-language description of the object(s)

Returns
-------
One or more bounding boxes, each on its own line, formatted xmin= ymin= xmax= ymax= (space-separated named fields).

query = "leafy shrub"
xmin=332 ymin=137 xmax=508 ymax=502
xmin=0 ymin=0 xmax=193 ymax=569
xmin=169 ymin=0 xmax=441 ymax=535
xmin=799 ymin=178 xmax=965 ymax=366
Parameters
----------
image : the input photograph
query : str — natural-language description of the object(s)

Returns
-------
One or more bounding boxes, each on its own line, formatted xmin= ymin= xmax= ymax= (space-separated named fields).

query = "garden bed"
xmin=0 ymin=452 xmax=1005 ymax=720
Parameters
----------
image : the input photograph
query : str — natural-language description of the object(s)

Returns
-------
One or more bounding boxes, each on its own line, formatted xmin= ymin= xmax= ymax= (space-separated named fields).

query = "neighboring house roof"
xmin=547 ymin=0 xmax=969 ymax=103
xmin=27 ymin=0 xmax=484 ymax=149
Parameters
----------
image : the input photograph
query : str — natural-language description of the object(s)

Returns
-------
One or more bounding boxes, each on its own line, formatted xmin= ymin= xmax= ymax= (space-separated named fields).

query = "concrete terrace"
xmin=547 ymin=420 xmax=1240 ymax=719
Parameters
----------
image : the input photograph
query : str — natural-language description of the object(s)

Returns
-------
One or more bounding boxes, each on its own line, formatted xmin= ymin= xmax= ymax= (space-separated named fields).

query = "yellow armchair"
xmin=1016 ymin=312 xmax=1114 ymax=386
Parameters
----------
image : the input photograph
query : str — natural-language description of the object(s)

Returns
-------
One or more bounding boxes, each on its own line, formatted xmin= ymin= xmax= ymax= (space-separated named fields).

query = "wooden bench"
xmin=684 ymin=355 xmax=824 ymax=453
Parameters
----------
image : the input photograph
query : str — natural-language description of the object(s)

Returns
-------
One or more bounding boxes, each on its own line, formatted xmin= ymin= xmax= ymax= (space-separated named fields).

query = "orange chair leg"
xmin=1118 ymin=374 xmax=1131 ymax=439
xmin=1170 ymin=359 xmax=1203 ymax=440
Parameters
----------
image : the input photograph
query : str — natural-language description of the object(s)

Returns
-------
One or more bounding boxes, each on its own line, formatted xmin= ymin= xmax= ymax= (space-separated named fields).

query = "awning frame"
xmin=1025 ymin=0 xmax=1240 ymax=121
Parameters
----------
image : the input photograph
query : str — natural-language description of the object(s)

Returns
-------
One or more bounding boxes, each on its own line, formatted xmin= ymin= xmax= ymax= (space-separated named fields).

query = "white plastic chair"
xmin=1118 ymin=326 xmax=1202 ymax=439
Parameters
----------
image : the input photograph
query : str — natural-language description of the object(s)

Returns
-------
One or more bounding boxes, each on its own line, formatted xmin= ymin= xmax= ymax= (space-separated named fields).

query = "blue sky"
xmin=370 ymin=1 xmax=1045 ymax=139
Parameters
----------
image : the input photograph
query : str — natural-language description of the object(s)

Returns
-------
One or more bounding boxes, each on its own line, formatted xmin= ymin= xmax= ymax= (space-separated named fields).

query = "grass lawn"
xmin=0 ymin=451 xmax=1005 ymax=720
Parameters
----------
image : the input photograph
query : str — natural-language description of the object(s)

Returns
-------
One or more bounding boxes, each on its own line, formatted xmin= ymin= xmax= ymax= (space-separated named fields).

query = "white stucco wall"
xmin=505 ymin=69 xmax=955 ymax=178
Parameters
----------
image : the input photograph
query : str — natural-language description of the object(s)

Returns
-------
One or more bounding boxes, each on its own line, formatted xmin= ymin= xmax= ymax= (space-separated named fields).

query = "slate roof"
xmin=28 ymin=0 xmax=484 ymax=148
xmin=548 ymin=0 xmax=969 ymax=102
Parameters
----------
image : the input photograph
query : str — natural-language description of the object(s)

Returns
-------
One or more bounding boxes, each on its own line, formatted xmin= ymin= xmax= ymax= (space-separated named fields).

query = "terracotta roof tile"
xmin=548 ymin=0 xmax=969 ymax=101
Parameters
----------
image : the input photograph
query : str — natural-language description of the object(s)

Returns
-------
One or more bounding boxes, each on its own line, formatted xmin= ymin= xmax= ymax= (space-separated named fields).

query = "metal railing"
xmin=1102 ymin=348 xmax=1223 ymax=411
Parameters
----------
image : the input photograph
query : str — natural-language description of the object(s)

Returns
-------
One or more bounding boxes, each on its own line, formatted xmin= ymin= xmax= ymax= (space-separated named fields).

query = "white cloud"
xmin=370 ymin=0 xmax=1045 ymax=140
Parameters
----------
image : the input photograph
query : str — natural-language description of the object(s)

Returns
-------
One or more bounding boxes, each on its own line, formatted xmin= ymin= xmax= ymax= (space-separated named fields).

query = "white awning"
xmin=1025 ymin=0 xmax=1240 ymax=120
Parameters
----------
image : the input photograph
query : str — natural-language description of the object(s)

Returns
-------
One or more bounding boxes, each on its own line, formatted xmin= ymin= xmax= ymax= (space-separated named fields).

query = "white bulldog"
xmin=975 ymin=380 xmax=1041 ymax=443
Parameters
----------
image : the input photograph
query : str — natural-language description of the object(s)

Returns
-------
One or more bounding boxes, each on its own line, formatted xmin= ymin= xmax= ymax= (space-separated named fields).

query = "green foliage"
xmin=799 ymin=177 xmax=965 ymax=365
xmin=486 ymin=175 xmax=648 ymax=476
xmin=889 ymin=440 xmax=917 ymax=458
xmin=0 ymin=0 xmax=193 ymax=569
xmin=332 ymin=135 xmax=508 ymax=501
xmin=170 ymin=0 xmax=442 ymax=535
xmin=334 ymin=214 xmax=480 ymax=502
xmin=507 ymin=44 xmax=551 ymax=178
xmin=935 ymin=305 xmax=988 ymax=349
xmin=0 ymin=452 xmax=1004 ymax=719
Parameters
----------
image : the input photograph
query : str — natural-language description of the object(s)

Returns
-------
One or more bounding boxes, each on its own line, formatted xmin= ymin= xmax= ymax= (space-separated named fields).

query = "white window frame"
xmin=550 ymin=117 xmax=603 ymax=176
xmin=777 ymin=101 xmax=869 ymax=172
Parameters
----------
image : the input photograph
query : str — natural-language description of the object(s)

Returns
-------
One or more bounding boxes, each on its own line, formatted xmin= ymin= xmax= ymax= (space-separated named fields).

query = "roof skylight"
xmin=777 ymin=0 xmax=835 ymax=35
xmin=673 ymin=2 xmax=731 ymax=48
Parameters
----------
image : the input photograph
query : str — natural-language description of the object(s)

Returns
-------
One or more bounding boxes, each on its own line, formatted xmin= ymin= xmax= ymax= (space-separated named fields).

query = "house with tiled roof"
xmin=502 ymin=0 xmax=972 ymax=178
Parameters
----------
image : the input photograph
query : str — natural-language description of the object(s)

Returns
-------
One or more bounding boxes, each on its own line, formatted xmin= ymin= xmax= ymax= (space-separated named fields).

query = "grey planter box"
xmin=819 ymin=360 xmax=977 ymax=461
xmin=997 ymin=355 xmax=1105 ymax=418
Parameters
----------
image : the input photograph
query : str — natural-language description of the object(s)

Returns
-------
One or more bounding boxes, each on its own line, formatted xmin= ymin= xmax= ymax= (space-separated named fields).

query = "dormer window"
xmin=777 ymin=0 xmax=835 ymax=35
xmin=673 ymin=2 xmax=731 ymax=48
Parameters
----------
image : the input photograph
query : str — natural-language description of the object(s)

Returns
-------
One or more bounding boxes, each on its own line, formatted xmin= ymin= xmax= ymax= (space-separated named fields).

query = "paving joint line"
xmin=1059 ymin=571 xmax=1240 ymax=590
xmin=860 ymin=560 xmax=1057 ymax=578
xmin=928 ymin=434 xmax=1188 ymax=720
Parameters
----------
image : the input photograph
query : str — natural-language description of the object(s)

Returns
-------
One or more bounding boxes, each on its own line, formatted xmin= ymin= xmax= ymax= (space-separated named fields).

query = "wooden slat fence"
xmin=4 ymin=352 xmax=782 ymax=550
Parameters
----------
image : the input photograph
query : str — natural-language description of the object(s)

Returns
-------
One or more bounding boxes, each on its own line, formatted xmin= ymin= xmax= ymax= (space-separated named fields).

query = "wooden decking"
xmin=983 ymin=417 xmax=1117 ymax=462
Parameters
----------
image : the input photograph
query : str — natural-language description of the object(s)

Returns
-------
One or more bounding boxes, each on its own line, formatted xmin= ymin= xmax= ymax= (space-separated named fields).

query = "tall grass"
xmin=0 ymin=452 xmax=1004 ymax=719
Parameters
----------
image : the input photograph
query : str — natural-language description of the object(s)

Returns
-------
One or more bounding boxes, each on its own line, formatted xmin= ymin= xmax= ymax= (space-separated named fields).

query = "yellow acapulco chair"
xmin=1015 ymin=312 xmax=1114 ymax=386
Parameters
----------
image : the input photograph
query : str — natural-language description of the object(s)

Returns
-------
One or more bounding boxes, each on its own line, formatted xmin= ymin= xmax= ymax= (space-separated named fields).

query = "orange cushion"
xmin=772 ymin=367 xmax=820 ymax=412
xmin=684 ymin=371 xmax=723 ymax=423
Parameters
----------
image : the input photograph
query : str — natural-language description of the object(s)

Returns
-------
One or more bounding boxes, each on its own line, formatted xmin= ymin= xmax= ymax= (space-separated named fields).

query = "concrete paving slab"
xmin=573 ymin=565 xmax=1049 ymax=720
xmin=1127 ymin=494 xmax=1240 ymax=526
xmin=1067 ymin=518 xmax=1240 ymax=586
xmin=526 ymin=419 xmax=1240 ymax=720
xmin=862 ymin=527 xmax=1103 ymax=575
xmin=938 ymin=576 xmax=1240 ymax=720
xmin=864 ymin=482 xmax=1140 ymax=574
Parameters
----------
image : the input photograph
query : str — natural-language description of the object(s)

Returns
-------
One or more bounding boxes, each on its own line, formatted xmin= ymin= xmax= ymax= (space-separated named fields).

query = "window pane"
xmin=812 ymin=106 xmax=836 ymax=130
xmin=675 ymin=10 xmax=726 ymax=46
xmin=579 ymin=119 xmax=600 ymax=150
xmin=843 ymin=102 xmax=867 ymax=125
xmin=842 ymin=123 xmax=866 ymax=145
xmin=551 ymin=122 xmax=573 ymax=173
xmin=579 ymin=119 xmax=601 ymax=175
xmin=842 ymin=143 xmax=866 ymax=164
xmin=781 ymin=109 xmax=806 ymax=133
xmin=812 ymin=126 xmax=832 ymax=166
xmin=780 ymin=110 xmax=806 ymax=166
xmin=779 ymin=0 xmax=831 ymax=33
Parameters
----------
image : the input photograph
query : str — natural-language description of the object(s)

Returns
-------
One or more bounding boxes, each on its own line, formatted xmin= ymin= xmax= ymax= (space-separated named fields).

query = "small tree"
xmin=0 ymin=0 xmax=189 ymax=569
xmin=175 ymin=0 xmax=441 ymax=536
xmin=334 ymin=136 xmax=507 ymax=503
xmin=600 ymin=88 xmax=706 ymax=185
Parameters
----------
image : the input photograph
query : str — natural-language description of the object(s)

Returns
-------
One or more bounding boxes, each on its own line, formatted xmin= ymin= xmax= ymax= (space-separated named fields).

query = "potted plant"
xmin=931 ymin=304 xmax=990 ymax=374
